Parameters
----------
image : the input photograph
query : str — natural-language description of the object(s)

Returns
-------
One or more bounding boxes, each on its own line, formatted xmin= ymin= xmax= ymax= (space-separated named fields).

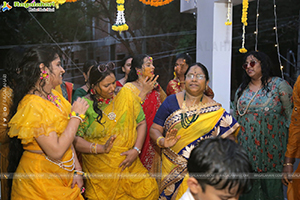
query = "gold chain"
xmin=237 ymin=89 xmax=260 ymax=116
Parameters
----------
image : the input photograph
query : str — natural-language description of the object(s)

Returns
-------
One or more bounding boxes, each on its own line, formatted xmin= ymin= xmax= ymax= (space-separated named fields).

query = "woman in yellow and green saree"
xmin=74 ymin=62 xmax=159 ymax=200
xmin=150 ymin=63 xmax=240 ymax=200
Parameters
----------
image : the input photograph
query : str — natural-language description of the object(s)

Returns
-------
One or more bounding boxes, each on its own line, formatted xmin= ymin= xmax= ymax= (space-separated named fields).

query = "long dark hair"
xmin=237 ymin=51 xmax=274 ymax=98
xmin=127 ymin=54 xmax=150 ymax=82
xmin=88 ymin=62 xmax=115 ymax=124
xmin=8 ymin=46 xmax=59 ymax=194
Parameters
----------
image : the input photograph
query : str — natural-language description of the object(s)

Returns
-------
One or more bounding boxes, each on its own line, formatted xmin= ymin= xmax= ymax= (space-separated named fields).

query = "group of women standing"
xmin=1 ymin=45 xmax=299 ymax=200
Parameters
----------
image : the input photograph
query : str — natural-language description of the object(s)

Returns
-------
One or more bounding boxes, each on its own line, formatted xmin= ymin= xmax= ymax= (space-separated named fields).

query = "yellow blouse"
xmin=8 ymin=89 xmax=71 ymax=150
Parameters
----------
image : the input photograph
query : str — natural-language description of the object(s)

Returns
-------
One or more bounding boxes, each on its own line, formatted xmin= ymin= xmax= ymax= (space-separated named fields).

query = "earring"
xmin=173 ymin=71 xmax=177 ymax=79
xmin=40 ymin=71 xmax=49 ymax=80
xmin=90 ymin=88 xmax=95 ymax=95
xmin=137 ymin=69 xmax=142 ymax=76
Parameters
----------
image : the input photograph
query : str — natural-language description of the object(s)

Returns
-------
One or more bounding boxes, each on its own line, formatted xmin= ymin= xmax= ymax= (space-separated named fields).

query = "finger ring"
xmin=154 ymin=82 xmax=158 ymax=87
xmin=81 ymin=187 xmax=85 ymax=193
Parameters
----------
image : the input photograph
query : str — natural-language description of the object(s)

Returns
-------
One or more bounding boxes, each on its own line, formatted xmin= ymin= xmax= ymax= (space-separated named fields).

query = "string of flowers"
xmin=112 ymin=0 xmax=129 ymax=34
xmin=139 ymin=0 xmax=173 ymax=7
xmin=239 ymin=0 xmax=249 ymax=53
xmin=225 ymin=0 xmax=232 ymax=26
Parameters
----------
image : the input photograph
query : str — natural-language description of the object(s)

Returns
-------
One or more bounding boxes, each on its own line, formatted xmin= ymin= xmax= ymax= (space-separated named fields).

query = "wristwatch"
xmin=133 ymin=146 xmax=141 ymax=154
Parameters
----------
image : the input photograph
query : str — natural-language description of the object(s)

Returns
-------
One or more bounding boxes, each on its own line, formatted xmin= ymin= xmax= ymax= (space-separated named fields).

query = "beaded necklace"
xmin=180 ymin=92 xmax=203 ymax=129
xmin=47 ymin=93 xmax=62 ymax=111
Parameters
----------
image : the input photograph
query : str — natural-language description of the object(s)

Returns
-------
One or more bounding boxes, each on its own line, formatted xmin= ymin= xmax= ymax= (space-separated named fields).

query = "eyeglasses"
xmin=242 ymin=61 xmax=257 ymax=70
xmin=186 ymin=74 xmax=205 ymax=80
xmin=97 ymin=62 xmax=115 ymax=73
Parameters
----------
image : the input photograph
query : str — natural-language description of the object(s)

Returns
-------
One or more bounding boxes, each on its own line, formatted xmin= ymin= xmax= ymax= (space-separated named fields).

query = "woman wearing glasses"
xmin=233 ymin=51 xmax=293 ymax=200
xmin=150 ymin=63 xmax=240 ymax=200
xmin=166 ymin=53 xmax=214 ymax=98
xmin=73 ymin=62 xmax=159 ymax=200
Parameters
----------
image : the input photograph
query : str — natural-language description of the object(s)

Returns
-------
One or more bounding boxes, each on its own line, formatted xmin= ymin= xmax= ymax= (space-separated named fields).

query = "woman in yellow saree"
xmin=150 ymin=63 xmax=240 ymax=200
xmin=8 ymin=46 xmax=88 ymax=200
xmin=74 ymin=63 xmax=159 ymax=200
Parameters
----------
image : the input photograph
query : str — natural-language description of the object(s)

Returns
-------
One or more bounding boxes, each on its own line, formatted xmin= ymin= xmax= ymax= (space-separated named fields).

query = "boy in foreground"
xmin=180 ymin=138 xmax=252 ymax=200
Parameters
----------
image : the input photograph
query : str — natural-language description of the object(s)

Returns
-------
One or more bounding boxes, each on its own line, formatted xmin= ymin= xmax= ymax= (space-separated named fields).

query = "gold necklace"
xmin=237 ymin=89 xmax=260 ymax=116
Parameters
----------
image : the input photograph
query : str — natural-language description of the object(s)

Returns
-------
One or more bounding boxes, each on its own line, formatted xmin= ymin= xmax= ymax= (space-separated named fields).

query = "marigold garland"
xmin=225 ymin=0 xmax=232 ymax=26
xmin=112 ymin=0 xmax=129 ymax=34
xmin=139 ymin=0 xmax=174 ymax=7
xmin=239 ymin=0 xmax=249 ymax=53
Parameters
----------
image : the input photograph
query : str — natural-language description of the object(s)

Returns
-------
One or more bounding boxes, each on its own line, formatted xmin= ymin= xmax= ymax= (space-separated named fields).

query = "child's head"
xmin=187 ymin=138 xmax=252 ymax=200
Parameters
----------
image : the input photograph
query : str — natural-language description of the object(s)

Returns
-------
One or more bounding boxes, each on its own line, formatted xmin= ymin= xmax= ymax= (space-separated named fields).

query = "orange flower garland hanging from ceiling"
xmin=139 ymin=0 xmax=174 ymax=7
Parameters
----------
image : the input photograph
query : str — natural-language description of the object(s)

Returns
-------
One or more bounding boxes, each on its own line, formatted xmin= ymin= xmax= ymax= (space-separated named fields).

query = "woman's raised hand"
xmin=141 ymin=75 xmax=159 ymax=94
xmin=71 ymin=97 xmax=89 ymax=115
xmin=164 ymin=128 xmax=180 ymax=148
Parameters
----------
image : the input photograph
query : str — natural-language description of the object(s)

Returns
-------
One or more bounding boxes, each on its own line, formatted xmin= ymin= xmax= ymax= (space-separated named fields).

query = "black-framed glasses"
xmin=186 ymin=74 xmax=205 ymax=80
xmin=97 ymin=62 xmax=115 ymax=73
xmin=242 ymin=61 xmax=257 ymax=70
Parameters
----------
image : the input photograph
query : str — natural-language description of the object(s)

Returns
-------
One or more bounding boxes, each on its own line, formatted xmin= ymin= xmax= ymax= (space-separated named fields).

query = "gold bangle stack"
xmin=90 ymin=143 xmax=98 ymax=154
xmin=156 ymin=136 xmax=164 ymax=148
xmin=283 ymin=163 xmax=293 ymax=167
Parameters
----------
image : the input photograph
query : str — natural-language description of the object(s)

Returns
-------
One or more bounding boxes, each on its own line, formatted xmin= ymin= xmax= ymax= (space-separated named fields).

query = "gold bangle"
xmin=283 ymin=163 xmax=293 ymax=167
xmin=89 ymin=143 xmax=94 ymax=154
xmin=156 ymin=136 xmax=164 ymax=148
xmin=91 ymin=143 xmax=98 ymax=154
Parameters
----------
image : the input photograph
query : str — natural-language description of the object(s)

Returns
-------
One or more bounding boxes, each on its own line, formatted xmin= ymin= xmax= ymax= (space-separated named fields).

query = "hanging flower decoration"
xmin=112 ymin=0 xmax=129 ymax=34
xmin=139 ymin=0 xmax=174 ymax=7
xmin=225 ymin=0 xmax=232 ymax=26
xmin=239 ymin=0 xmax=249 ymax=53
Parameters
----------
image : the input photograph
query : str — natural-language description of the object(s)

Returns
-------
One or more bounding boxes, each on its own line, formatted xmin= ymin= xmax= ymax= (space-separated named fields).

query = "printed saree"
xmin=77 ymin=86 xmax=159 ymax=200
xmin=158 ymin=102 xmax=240 ymax=200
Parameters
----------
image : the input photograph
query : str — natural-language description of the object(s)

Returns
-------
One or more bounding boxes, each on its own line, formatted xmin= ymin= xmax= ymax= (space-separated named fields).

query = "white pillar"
xmin=196 ymin=0 xmax=232 ymax=112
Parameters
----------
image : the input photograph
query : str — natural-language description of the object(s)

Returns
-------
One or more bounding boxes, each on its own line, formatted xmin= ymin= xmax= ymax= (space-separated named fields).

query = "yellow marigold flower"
xmin=239 ymin=48 xmax=248 ymax=53
xmin=225 ymin=21 xmax=232 ymax=26
xmin=117 ymin=5 xmax=124 ymax=11
xmin=116 ymin=0 xmax=124 ymax=4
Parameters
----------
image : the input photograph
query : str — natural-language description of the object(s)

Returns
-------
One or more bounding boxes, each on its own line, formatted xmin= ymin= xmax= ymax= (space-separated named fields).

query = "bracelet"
xmin=283 ymin=163 xmax=293 ymax=167
xmin=133 ymin=146 xmax=141 ymax=154
xmin=140 ymin=100 xmax=145 ymax=105
xmin=74 ymin=170 xmax=86 ymax=178
xmin=91 ymin=143 xmax=98 ymax=154
xmin=89 ymin=143 xmax=94 ymax=154
xmin=68 ymin=111 xmax=86 ymax=123
xmin=156 ymin=136 xmax=164 ymax=148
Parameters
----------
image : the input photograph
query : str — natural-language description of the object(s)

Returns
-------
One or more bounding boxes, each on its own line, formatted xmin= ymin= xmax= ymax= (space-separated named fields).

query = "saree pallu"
xmin=159 ymin=102 xmax=240 ymax=200
xmin=124 ymin=83 xmax=165 ymax=174
xmin=80 ymin=86 xmax=159 ymax=200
